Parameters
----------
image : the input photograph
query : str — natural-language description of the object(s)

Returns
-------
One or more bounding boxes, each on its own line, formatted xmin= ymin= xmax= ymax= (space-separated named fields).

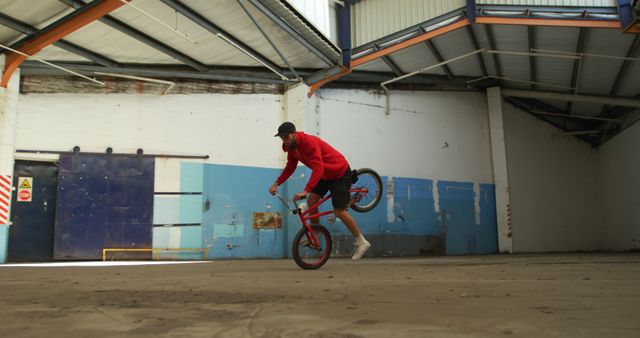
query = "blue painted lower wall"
xmin=157 ymin=162 xmax=498 ymax=259
xmin=0 ymin=225 xmax=8 ymax=263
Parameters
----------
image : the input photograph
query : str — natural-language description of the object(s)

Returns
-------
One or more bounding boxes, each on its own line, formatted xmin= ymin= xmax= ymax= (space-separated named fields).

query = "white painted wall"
xmin=598 ymin=122 xmax=640 ymax=251
xmin=16 ymin=89 xmax=496 ymax=186
xmin=14 ymin=87 xmax=635 ymax=254
xmin=315 ymin=89 xmax=495 ymax=184
xmin=15 ymin=93 xmax=285 ymax=169
xmin=502 ymin=103 xmax=603 ymax=252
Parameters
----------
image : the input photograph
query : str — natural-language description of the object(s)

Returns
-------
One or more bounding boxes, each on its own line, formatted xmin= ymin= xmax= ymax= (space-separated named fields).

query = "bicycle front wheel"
xmin=350 ymin=168 xmax=382 ymax=213
xmin=292 ymin=225 xmax=332 ymax=270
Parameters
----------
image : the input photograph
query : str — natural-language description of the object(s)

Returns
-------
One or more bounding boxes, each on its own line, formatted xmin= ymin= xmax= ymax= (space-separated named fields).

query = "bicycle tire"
xmin=350 ymin=168 xmax=383 ymax=213
xmin=292 ymin=225 xmax=332 ymax=270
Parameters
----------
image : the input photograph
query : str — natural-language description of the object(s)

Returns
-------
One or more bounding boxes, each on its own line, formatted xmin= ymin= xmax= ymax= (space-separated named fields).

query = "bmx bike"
xmin=274 ymin=168 xmax=382 ymax=269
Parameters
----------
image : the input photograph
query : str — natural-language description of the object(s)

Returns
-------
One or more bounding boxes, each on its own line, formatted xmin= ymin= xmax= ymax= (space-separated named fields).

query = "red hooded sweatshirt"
xmin=276 ymin=132 xmax=349 ymax=192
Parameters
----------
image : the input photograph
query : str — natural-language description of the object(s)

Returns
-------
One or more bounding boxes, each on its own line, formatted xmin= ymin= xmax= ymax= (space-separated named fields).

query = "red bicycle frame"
xmin=292 ymin=187 xmax=369 ymax=248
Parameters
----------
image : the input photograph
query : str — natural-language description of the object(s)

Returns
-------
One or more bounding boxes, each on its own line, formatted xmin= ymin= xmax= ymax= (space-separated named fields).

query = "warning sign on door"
xmin=18 ymin=177 xmax=33 ymax=202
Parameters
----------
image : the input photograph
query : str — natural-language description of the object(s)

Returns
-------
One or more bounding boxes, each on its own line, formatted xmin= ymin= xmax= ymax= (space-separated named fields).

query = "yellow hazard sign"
xmin=19 ymin=178 xmax=32 ymax=189
xmin=18 ymin=177 xmax=33 ymax=202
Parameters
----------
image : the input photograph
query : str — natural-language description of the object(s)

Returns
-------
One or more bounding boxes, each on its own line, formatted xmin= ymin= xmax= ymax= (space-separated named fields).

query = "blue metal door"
xmin=8 ymin=161 xmax=58 ymax=261
xmin=53 ymin=154 xmax=154 ymax=260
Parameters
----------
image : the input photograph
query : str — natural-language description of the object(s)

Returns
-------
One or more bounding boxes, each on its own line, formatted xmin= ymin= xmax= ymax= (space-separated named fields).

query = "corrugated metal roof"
xmin=534 ymin=26 xmax=580 ymax=92
xmin=36 ymin=45 xmax=91 ymax=62
xmin=470 ymin=25 xmax=498 ymax=76
xmin=0 ymin=0 xmax=339 ymax=72
xmin=615 ymin=50 xmax=640 ymax=97
xmin=579 ymin=29 xmax=635 ymax=95
xmin=488 ymin=25 xmax=531 ymax=89
xmin=350 ymin=0 xmax=465 ymax=47
xmin=346 ymin=2 xmax=638 ymax=145
xmin=430 ymin=28 xmax=484 ymax=77
xmin=0 ymin=0 xmax=70 ymax=27
xmin=385 ymin=43 xmax=445 ymax=75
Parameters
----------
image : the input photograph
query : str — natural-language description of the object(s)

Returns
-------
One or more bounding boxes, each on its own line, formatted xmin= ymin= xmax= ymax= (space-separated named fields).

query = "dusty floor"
xmin=0 ymin=253 xmax=639 ymax=338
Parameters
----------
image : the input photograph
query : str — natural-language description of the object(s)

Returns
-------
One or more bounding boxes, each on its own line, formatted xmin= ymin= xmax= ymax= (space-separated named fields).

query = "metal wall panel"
xmin=54 ymin=155 xmax=155 ymax=260
xmin=476 ymin=0 xmax=616 ymax=7
xmin=351 ymin=0 xmax=466 ymax=47
xmin=9 ymin=161 xmax=58 ymax=262
xmin=287 ymin=0 xmax=332 ymax=38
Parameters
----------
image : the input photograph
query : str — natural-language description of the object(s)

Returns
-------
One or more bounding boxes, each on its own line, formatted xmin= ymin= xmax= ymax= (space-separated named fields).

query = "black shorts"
xmin=311 ymin=166 xmax=352 ymax=209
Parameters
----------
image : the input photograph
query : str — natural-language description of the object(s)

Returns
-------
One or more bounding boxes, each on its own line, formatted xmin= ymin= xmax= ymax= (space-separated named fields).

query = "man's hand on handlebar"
xmin=294 ymin=191 xmax=308 ymax=201
xmin=268 ymin=183 xmax=278 ymax=195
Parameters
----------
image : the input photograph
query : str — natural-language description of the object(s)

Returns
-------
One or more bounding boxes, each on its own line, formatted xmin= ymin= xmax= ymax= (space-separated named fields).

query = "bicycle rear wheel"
xmin=350 ymin=168 xmax=382 ymax=213
xmin=292 ymin=225 xmax=332 ymax=270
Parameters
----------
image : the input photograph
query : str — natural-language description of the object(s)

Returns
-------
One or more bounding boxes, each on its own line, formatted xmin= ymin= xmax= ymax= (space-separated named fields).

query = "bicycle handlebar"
xmin=273 ymin=193 xmax=306 ymax=214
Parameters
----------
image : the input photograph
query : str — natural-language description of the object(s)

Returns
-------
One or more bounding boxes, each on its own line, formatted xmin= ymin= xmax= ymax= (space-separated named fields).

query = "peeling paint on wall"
xmin=252 ymin=212 xmax=282 ymax=229
xmin=20 ymin=76 xmax=285 ymax=95
xmin=474 ymin=183 xmax=481 ymax=225
xmin=386 ymin=176 xmax=395 ymax=223
xmin=432 ymin=179 xmax=440 ymax=213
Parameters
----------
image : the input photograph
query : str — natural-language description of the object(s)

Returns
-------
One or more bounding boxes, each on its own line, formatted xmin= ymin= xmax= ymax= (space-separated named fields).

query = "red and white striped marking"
xmin=0 ymin=175 xmax=12 ymax=225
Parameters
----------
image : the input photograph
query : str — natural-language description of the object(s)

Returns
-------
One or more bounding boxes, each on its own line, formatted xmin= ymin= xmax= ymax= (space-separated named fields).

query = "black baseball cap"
xmin=274 ymin=122 xmax=296 ymax=137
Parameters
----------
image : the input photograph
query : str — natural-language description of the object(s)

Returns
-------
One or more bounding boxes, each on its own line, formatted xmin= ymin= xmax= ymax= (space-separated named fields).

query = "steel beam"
xmin=337 ymin=0 xmax=352 ymax=67
xmin=465 ymin=25 xmax=487 ymax=77
xmin=504 ymin=97 xmax=572 ymax=132
xmin=60 ymin=0 xmax=208 ymax=72
xmin=484 ymin=24 xmax=502 ymax=78
xmin=234 ymin=0 xmax=297 ymax=79
xmin=527 ymin=26 xmax=536 ymax=90
xmin=245 ymin=0 xmax=336 ymax=66
xmin=2 ymin=0 xmax=127 ymax=87
xmin=0 ymin=12 xmax=119 ymax=67
xmin=466 ymin=0 xmax=476 ymax=23
xmin=380 ymin=56 xmax=403 ymax=76
xmin=608 ymin=35 xmax=640 ymax=97
xmin=21 ymin=60 xmax=477 ymax=87
xmin=504 ymin=97 xmax=596 ymax=146
xmin=21 ymin=61 xmax=294 ymax=84
xmin=596 ymin=35 xmax=640 ymax=121
xmin=372 ymin=44 xmax=403 ymax=76
xmin=501 ymin=89 xmax=640 ymax=108
xmin=424 ymin=40 xmax=454 ymax=81
xmin=567 ymin=27 xmax=587 ymax=115
xmin=599 ymin=95 xmax=640 ymax=120
xmin=159 ymin=0 xmax=284 ymax=75
xmin=344 ymin=71 xmax=473 ymax=85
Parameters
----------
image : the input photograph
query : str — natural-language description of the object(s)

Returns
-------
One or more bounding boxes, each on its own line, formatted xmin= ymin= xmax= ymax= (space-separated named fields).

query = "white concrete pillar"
xmin=282 ymin=83 xmax=318 ymax=135
xmin=0 ymin=55 xmax=20 ymax=263
xmin=487 ymin=87 xmax=513 ymax=253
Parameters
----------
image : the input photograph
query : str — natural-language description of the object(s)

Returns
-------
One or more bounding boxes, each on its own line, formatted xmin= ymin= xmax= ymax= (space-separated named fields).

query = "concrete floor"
xmin=0 ymin=253 xmax=639 ymax=338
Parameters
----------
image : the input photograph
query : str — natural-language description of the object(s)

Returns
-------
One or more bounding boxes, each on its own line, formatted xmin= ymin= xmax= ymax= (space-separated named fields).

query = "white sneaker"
xmin=352 ymin=239 xmax=371 ymax=260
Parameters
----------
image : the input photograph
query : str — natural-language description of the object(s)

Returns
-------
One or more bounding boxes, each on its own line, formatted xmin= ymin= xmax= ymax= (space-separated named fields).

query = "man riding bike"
xmin=268 ymin=122 xmax=371 ymax=260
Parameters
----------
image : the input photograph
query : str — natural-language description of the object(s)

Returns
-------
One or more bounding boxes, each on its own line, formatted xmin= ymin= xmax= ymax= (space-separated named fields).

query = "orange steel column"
xmin=1 ymin=0 xmax=128 ymax=88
